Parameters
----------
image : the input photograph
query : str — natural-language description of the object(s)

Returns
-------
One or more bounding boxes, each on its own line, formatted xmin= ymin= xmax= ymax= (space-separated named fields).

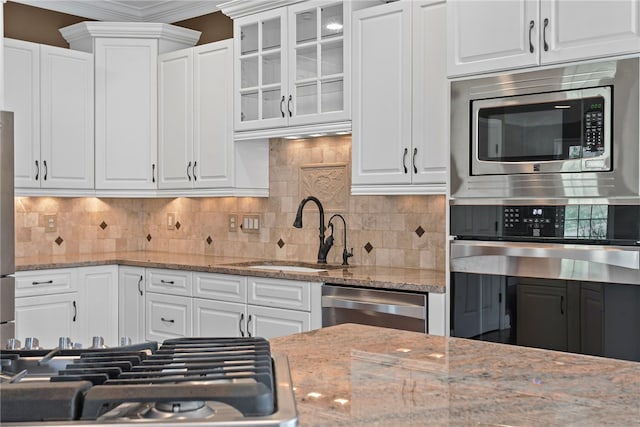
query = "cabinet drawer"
xmin=146 ymin=292 xmax=192 ymax=341
xmin=15 ymin=268 xmax=77 ymax=297
xmin=146 ymin=269 xmax=192 ymax=296
xmin=193 ymin=273 xmax=246 ymax=303
xmin=247 ymin=277 xmax=311 ymax=311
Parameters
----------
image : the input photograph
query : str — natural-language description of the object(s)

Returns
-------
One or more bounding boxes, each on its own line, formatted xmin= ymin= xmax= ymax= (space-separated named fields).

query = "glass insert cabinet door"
xmin=235 ymin=8 xmax=289 ymax=131
xmin=287 ymin=1 xmax=349 ymax=127
xmin=233 ymin=2 xmax=350 ymax=132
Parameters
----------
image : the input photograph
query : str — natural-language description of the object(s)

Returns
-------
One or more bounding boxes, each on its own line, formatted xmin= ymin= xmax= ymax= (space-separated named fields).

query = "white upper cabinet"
xmin=158 ymin=40 xmax=234 ymax=191
xmin=448 ymin=0 xmax=640 ymax=77
xmin=59 ymin=22 xmax=200 ymax=195
xmin=5 ymin=38 xmax=94 ymax=193
xmin=230 ymin=1 xmax=352 ymax=135
xmin=351 ymin=0 xmax=447 ymax=195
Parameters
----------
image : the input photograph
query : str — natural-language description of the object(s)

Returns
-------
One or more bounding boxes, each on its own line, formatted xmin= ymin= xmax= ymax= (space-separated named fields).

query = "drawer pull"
xmin=32 ymin=280 xmax=54 ymax=286
xmin=239 ymin=313 xmax=245 ymax=337
xmin=161 ymin=317 xmax=175 ymax=323
xmin=137 ymin=275 xmax=143 ymax=296
xmin=72 ymin=301 xmax=77 ymax=322
xmin=160 ymin=280 xmax=175 ymax=285
xmin=247 ymin=314 xmax=253 ymax=338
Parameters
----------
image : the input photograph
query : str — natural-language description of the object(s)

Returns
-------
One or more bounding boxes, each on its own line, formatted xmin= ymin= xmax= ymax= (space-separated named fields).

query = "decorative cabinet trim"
xmin=218 ymin=0 xmax=303 ymax=20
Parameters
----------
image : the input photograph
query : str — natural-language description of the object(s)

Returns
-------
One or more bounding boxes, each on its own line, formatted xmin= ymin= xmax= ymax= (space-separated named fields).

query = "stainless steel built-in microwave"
xmin=450 ymin=58 xmax=640 ymax=203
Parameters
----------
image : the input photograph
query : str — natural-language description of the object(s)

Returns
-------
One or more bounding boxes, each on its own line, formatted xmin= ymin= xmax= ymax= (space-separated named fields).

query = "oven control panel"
xmin=503 ymin=206 xmax=564 ymax=238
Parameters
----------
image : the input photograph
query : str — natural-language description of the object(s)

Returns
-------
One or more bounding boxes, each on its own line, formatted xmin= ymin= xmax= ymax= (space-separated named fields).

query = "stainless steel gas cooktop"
xmin=0 ymin=337 xmax=297 ymax=426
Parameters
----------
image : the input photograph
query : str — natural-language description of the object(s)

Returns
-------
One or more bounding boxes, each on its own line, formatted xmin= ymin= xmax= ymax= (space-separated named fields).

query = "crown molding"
xmin=12 ymin=1 xmax=219 ymax=23
xmin=60 ymin=21 xmax=201 ymax=45
xmin=217 ymin=0 xmax=302 ymax=19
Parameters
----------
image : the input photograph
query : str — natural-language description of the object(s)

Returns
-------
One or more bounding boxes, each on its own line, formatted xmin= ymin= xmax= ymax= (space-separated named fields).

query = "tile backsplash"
xmin=15 ymin=137 xmax=446 ymax=270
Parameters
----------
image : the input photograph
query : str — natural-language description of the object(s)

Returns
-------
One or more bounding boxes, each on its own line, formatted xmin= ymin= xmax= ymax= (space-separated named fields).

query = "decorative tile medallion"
xmin=299 ymin=163 xmax=349 ymax=212
xmin=364 ymin=242 xmax=373 ymax=253
xmin=175 ymin=221 xmax=181 ymax=230
xmin=277 ymin=238 xmax=285 ymax=248
xmin=100 ymin=221 xmax=108 ymax=230
xmin=55 ymin=236 xmax=64 ymax=246
xmin=415 ymin=226 xmax=425 ymax=237
xmin=206 ymin=236 xmax=213 ymax=245
xmin=146 ymin=234 xmax=152 ymax=242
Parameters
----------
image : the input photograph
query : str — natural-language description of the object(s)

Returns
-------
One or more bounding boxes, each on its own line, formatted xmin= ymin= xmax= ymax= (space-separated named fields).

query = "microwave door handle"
xmin=450 ymin=241 xmax=640 ymax=270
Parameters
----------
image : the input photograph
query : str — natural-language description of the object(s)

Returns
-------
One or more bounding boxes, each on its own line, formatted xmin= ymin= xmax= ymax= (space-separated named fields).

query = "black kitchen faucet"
xmin=293 ymin=196 xmax=334 ymax=264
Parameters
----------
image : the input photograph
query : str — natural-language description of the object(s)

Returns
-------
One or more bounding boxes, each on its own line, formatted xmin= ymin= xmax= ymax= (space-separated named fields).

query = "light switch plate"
xmin=44 ymin=214 xmax=57 ymax=233
xmin=228 ymin=214 xmax=238 ymax=232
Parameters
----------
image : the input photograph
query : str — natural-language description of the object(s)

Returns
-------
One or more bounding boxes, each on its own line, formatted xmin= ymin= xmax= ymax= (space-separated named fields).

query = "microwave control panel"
xmin=503 ymin=206 xmax=564 ymax=238
xmin=583 ymin=97 xmax=605 ymax=157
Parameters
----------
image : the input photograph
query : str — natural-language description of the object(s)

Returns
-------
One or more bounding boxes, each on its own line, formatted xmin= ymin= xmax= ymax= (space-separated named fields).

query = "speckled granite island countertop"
xmin=15 ymin=251 xmax=445 ymax=293
xmin=270 ymin=324 xmax=640 ymax=426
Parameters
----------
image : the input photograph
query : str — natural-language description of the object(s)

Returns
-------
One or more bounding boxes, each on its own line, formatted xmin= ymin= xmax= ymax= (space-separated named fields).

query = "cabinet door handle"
xmin=72 ymin=301 xmax=77 ymax=322
xmin=247 ymin=314 xmax=253 ymax=337
xmin=187 ymin=161 xmax=192 ymax=181
xmin=193 ymin=161 xmax=197 ymax=182
xmin=528 ymin=20 xmax=535 ymax=53
xmin=560 ymin=295 xmax=564 ymax=315
xmin=34 ymin=160 xmax=39 ymax=181
xmin=32 ymin=280 xmax=53 ymax=286
xmin=412 ymin=147 xmax=418 ymax=174
xmin=543 ymin=18 xmax=549 ymax=51
xmin=402 ymin=148 xmax=408 ymax=174
xmin=239 ymin=313 xmax=245 ymax=337
xmin=160 ymin=279 xmax=175 ymax=285
xmin=161 ymin=317 xmax=175 ymax=323
xmin=137 ymin=275 xmax=143 ymax=296
xmin=287 ymin=95 xmax=293 ymax=117
xmin=43 ymin=160 xmax=48 ymax=181
xmin=152 ymin=164 xmax=156 ymax=183
xmin=280 ymin=96 xmax=285 ymax=118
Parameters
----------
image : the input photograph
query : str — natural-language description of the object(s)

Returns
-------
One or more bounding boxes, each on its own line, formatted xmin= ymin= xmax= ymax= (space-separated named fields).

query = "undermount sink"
xmin=225 ymin=260 xmax=344 ymax=273
xmin=246 ymin=265 xmax=328 ymax=273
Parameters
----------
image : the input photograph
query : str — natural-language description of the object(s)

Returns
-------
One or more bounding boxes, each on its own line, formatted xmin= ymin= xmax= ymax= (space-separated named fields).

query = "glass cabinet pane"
xmin=241 ymin=91 xmax=259 ymax=122
xmin=321 ymin=4 xmax=343 ymax=39
xmin=296 ymin=82 xmax=318 ymax=116
xmin=263 ymin=88 xmax=283 ymax=119
xmin=296 ymin=45 xmax=317 ymax=80
xmin=321 ymin=41 xmax=342 ymax=76
xmin=262 ymin=52 xmax=281 ymax=86
xmin=321 ymin=79 xmax=343 ymax=113
xmin=240 ymin=23 xmax=258 ymax=54
xmin=262 ymin=18 xmax=281 ymax=50
xmin=240 ymin=57 xmax=258 ymax=88
xmin=296 ymin=9 xmax=317 ymax=43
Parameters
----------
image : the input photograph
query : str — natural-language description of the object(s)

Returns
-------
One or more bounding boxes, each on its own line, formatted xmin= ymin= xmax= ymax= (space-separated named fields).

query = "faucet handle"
xmin=342 ymin=247 xmax=354 ymax=266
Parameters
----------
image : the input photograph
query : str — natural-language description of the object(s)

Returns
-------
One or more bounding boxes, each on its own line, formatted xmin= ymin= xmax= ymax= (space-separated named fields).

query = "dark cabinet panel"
xmin=517 ymin=280 xmax=567 ymax=352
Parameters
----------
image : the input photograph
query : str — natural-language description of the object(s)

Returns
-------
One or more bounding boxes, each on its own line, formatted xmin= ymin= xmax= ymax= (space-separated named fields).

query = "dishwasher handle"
xmin=321 ymin=295 xmax=425 ymax=320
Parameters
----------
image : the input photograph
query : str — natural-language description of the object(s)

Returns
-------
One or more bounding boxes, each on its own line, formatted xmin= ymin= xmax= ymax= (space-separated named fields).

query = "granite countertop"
xmin=270 ymin=324 xmax=640 ymax=426
xmin=15 ymin=251 xmax=445 ymax=293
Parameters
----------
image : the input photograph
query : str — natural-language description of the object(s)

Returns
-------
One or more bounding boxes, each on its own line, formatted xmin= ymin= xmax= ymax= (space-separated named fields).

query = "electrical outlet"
xmin=228 ymin=214 xmax=238 ymax=232
xmin=167 ymin=213 xmax=176 ymax=230
xmin=44 ymin=214 xmax=57 ymax=233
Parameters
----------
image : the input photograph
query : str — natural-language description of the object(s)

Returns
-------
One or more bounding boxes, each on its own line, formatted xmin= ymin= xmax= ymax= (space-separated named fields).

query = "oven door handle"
xmin=450 ymin=241 xmax=640 ymax=270
xmin=321 ymin=295 xmax=425 ymax=320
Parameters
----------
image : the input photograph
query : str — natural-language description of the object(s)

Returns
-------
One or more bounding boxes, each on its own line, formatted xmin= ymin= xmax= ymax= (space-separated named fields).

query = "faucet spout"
xmin=328 ymin=214 xmax=353 ymax=266
xmin=293 ymin=196 xmax=332 ymax=263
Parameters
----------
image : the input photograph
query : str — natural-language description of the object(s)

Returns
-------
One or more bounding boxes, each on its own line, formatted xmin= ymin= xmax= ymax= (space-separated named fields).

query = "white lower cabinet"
xmin=15 ymin=266 xmax=118 ymax=348
xmin=146 ymin=292 xmax=193 ymax=342
xmin=15 ymin=293 xmax=80 ymax=349
xmin=118 ymin=266 xmax=145 ymax=344
xmin=76 ymin=265 xmax=118 ymax=347
xmin=193 ymin=298 xmax=245 ymax=337
xmin=246 ymin=305 xmax=311 ymax=338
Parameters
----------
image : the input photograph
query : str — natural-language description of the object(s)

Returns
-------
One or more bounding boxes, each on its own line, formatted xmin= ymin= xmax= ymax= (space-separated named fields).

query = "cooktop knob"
xmin=5 ymin=338 xmax=21 ymax=350
xmin=23 ymin=337 xmax=40 ymax=350
xmin=89 ymin=336 xmax=107 ymax=349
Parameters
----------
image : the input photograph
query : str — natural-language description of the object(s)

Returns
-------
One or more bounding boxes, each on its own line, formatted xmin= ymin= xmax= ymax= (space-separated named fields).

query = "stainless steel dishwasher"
xmin=322 ymin=284 xmax=428 ymax=333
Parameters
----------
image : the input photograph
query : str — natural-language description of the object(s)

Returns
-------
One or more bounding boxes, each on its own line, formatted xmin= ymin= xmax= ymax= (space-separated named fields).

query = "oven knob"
xmin=23 ymin=337 xmax=40 ymax=350
xmin=5 ymin=338 xmax=21 ymax=350
xmin=58 ymin=336 xmax=73 ymax=350
xmin=89 ymin=336 xmax=107 ymax=349
xmin=119 ymin=336 xmax=132 ymax=347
